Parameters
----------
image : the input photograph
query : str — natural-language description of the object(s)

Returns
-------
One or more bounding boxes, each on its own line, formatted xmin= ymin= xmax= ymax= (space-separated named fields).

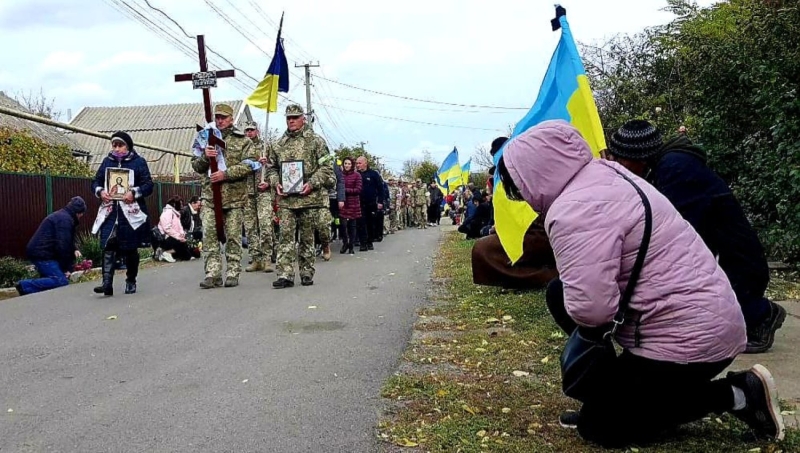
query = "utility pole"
xmin=358 ymin=141 xmax=367 ymax=151
xmin=295 ymin=61 xmax=320 ymax=130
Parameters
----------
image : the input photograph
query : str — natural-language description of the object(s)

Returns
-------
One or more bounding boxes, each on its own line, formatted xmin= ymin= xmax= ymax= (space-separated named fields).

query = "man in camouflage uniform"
xmin=191 ymin=103 xmax=257 ymax=289
xmin=384 ymin=177 xmax=400 ymax=234
xmin=413 ymin=179 xmax=428 ymax=229
xmin=266 ymin=104 xmax=334 ymax=288
xmin=242 ymin=121 xmax=275 ymax=273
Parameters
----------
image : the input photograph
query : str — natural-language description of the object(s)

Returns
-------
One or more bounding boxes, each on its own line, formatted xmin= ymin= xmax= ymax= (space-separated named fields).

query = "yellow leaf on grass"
xmin=747 ymin=448 xmax=761 ymax=453
xmin=781 ymin=410 xmax=795 ymax=416
xmin=512 ymin=370 xmax=530 ymax=377
xmin=540 ymin=356 xmax=550 ymax=364
xmin=502 ymin=315 xmax=513 ymax=321
xmin=462 ymin=404 xmax=477 ymax=415
xmin=436 ymin=389 xmax=449 ymax=397
xmin=106 ymin=315 xmax=117 ymax=320
xmin=481 ymin=340 xmax=489 ymax=346
xmin=485 ymin=317 xmax=500 ymax=324
xmin=476 ymin=430 xmax=487 ymax=437
xmin=501 ymin=407 xmax=511 ymax=414
xmin=395 ymin=438 xmax=418 ymax=447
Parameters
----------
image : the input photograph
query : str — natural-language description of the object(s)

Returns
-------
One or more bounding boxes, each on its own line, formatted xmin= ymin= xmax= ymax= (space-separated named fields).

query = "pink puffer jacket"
xmin=504 ymin=120 xmax=745 ymax=364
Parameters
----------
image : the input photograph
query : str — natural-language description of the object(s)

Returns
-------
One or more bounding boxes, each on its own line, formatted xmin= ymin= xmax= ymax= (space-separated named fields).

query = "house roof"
xmin=67 ymin=100 xmax=253 ymax=176
xmin=0 ymin=90 xmax=89 ymax=156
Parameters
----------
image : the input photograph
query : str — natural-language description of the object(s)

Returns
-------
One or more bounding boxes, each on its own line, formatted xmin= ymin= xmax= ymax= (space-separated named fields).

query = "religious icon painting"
xmin=106 ymin=168 xmax=131 ymax=200
xmin=281 ymin=160 xmax=304 ymax=195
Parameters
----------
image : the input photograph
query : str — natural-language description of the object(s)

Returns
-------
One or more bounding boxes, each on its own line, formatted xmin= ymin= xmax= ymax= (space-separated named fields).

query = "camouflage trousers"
xmin=276 ymin=207 xmax=316 ymax=282
xmin=201 ymin=206 xmax=243 ymax=279
xmin=383 ymin=209 xmax=398 ymax=233
xmin=399 ymin=207 xmax=409 ymax=229
xmin=316 ymin=207 xmax=332 ymax=245
xmin=414 ymin=205 xmax=427 ymax=227
xmin=243 ymin=193 xmax=275 ymax=264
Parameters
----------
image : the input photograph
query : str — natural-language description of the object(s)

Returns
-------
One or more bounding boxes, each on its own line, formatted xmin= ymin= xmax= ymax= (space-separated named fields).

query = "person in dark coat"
xmin=339 ymin=157 xmax=363 ymax=254
xmin=15 ymin=197 xmax=87 ymax=296
xmin=458 ymin=191 xmax=492 ymax=239
xmin=427 ymin=181 xmax=444 ymax=225
xmin=90 ymin=131 xmax=154 ymax=296
xmin=180 ymin=196 xmax=203 ymax=241
xmin=355 ymin=156 xmax=384 ymax=251
xmin=607 ymin=120 xmax=785 ymax=354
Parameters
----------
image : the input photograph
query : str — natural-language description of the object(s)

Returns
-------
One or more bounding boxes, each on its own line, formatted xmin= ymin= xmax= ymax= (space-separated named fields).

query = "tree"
xmin=14 ymin=88 xmax=62 ymax=121
xmin=469 ymin=171 xmax=488 ymax=190
xmin=331 ymin=144 xmax=387 ymax=175
xmin=414 ymin=160 xmax=438 ymax=185
xmin=0 ymin=127 xmax=92 ymax=176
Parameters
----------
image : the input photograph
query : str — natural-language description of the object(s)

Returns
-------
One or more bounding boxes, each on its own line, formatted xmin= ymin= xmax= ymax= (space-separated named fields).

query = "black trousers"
xmin=342 ymin=219 xmax=357 ymax=247
xmin=546 ymin=278 xmax=735 ymax=448
xmin=105 ymin=238 xmax=140 ymax=284
xmin=358 ymin=202 xmax=379 ymax=245
xmin=155 ymin=236 xmax=194 ymax=261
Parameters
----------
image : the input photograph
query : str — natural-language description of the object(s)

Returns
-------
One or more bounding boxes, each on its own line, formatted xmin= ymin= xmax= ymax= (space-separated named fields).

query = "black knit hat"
xmin=66 ymin=196 xmax=87 ymax=214
xmin=489 ymin=136 xmax=508 ymax=156
xmin=608 ymin=120 xmax=663 ymax=160
xmin=111 ymin=131 xmax=134 ymax=151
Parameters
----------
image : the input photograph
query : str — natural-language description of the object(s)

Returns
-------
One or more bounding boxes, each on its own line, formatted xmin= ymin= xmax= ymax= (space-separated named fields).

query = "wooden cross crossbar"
xmin=174 ymin=34 xmax=235 ymax=244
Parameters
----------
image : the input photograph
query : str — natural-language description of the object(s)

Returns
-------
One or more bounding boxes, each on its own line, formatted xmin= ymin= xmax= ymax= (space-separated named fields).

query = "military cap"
xmin=244 ymin=120 xmax=258 ymax=130
xmin=416 ymin=178 xmax=422 ymax=183
xmin=285 ymin=104 xmax=305 ymax=117
xmin=214 ymin=103 xmax=234 ymax=117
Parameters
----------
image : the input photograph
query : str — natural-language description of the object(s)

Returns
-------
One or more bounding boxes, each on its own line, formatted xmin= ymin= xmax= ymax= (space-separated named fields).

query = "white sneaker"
xmin=162 ymin=251 xmax=176 ymax=263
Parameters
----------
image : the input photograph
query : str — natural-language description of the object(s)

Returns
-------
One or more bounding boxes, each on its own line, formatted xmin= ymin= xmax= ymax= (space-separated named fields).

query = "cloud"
xmin=89 ymin=51 xmax=176 ymax=72
xmin=38 ymin=51 xmax=86 ymax=73
xmin=50 ymin=83 xmax=111 ymax=102
xmin=0 ymin=0 xmax=122 ymax=30
xmin=337 ymin=39 xmax=414 ymax=65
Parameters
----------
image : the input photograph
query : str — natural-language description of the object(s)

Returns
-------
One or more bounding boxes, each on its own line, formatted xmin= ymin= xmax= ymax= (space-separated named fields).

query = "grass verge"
xmin=377 ymin=231 xmax=799 ymax=452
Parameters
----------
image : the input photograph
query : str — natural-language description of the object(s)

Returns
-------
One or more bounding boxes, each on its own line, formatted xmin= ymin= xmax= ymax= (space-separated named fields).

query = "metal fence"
xmin=0 ymin=171 xmax=201 ymax=259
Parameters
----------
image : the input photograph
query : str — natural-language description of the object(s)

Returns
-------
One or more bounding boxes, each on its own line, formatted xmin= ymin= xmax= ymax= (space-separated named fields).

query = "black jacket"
xmin=26 ymin=207 xmax=80 ymax=272
xmin=648 ymin=136 xmax=769 ymax=304
xmin=358 ymin=169 xmax=384 ymax=205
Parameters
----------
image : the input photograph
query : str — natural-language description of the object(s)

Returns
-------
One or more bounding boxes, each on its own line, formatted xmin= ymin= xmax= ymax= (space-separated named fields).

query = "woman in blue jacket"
xmin=90 ymin=131 xmax=153 ymax=296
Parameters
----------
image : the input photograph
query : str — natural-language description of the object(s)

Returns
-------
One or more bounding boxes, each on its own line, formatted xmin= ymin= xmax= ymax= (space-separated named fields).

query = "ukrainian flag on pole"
xmin=492 ymin=5 xmax=606 ymax=264
xmin=246 ymin=13 xmax=289 ymax=112
xmin=437 ymin=147 xmax=461 ymax=194
xmin=461 ymin=158 xmax=471 ymax=187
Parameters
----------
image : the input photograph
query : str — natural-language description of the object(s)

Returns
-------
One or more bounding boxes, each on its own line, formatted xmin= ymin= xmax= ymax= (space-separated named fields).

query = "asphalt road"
xmin=0 ymin=228 xmax=440 ymax=453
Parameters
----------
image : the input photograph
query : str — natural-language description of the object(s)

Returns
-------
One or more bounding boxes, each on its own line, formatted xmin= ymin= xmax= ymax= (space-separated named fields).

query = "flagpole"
xmin=260 ymin=110 xmax=270 ymax=184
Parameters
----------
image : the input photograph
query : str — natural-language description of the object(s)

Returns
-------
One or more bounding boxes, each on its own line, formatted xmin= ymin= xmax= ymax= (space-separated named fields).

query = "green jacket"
xmin=191 ymin=126 xmax=255 ymax=209
xmin=266 ymin=125 xmax=334 ymax=209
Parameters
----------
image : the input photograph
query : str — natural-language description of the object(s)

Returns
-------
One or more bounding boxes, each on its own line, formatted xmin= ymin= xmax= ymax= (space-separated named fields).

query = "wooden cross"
xmin=174 ymin=35 xmax=235 ymax=244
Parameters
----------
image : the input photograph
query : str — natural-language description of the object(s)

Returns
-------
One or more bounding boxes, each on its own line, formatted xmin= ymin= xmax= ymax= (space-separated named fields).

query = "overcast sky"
xmin=0 ymin=0 xmax=715 ymax=172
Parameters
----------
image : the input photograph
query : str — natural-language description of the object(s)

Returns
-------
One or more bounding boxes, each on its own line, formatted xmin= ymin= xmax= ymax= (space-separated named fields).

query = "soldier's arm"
xmin=265 ymin=142 xmax=280 ymax=187
xmin=192 ymin=154 xmax=210 ymax=174
xmin=225 ymin=139 xmax=256 ymax=182
xmin=308 ymin=138 xmax=334 ymax=190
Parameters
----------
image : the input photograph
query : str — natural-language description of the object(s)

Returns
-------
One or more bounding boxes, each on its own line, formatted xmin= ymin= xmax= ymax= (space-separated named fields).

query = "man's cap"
xmin=214 ymin=103 xmax=234 ymax=117
xmin=67 ymin=196 xmax=87 ymax=214
xmin=244 ymin=121 xmax=259 ymax=130
xmin=608 ymin=119 xmax=663 ymax=160
xmin=285 ymin=104 xmax=305 ymax=117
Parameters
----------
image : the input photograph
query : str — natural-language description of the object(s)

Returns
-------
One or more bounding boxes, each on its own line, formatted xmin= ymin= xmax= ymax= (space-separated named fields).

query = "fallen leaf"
xmin=462 ymin=404 xmax=477 ymax=415
xmin=242 ymin=379 xmax=249 ymax=384
xmin=6 ymin=409 xmax=12 ymax=413
xmin=502 ymin=315 xmax=513 ymax=321
xmin=475 ymin=348 xmax=487 ymax=352
xmin=550 ymin=331 xmax=565 ymax=339
xmin=436 ymin=389 xmax=449 ymax=397
xmin=540 ymin=356 xmax=550 ymax=364
xmin=485 ymin=317 xmax=500 ymax=324
xmin=527 ymin=429 xmax=536 ymax=435
xmin=395 ymin=438 xmax=418 ymax=447
xmin=476 ymin=430 xmax=487 ymax=437
xmin=481 ymin=339 xmax=489 ymax=346
xmin=388 ymin=272 xmax=396 ymax=276
xmin=512 ymin=370 xmax=530 ymax=377
xmin=631 ymin=449 xmax=640 ymax=453
xmin=106 ymin=315 xmax=117 ymax=320
xmin=501 ymin=407 xmax=511 ymax=413
xmin=715 ymin=417 xmax=724 ymax=424
xmin=781 ymin=410 xmax=796 ymax=416
xmin=747 ymin=448 xmax=761 ymax=453
xmin=307 ymin=306 xmax=317 ymax=309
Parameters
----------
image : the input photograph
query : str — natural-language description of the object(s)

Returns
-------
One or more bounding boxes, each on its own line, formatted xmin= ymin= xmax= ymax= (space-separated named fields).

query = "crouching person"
xmin=498 ymin=120 xmax=784 ymax=447
xmin=15 ymin=197 xmax=87 ymax=296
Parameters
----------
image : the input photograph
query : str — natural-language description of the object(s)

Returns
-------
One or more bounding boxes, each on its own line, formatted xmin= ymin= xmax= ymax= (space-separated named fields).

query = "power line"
xmin=316 ymin=103 xmax=505 ymax=132
xmin=318 ymin=94 xmax=518 ymax=114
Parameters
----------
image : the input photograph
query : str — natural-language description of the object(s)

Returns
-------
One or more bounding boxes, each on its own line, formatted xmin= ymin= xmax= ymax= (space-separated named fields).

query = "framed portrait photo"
xmin=106 ymin=168 xmax=131 ymax=200
xmin=281 ymin=160 xmax=304 ymax=195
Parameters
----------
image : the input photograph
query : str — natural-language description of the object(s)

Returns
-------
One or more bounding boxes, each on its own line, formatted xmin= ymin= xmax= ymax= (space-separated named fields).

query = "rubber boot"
xmin=94 ymin=250 xmax=115 ymax=296
xmin=125 ymin=250 xmax=139 ymax=294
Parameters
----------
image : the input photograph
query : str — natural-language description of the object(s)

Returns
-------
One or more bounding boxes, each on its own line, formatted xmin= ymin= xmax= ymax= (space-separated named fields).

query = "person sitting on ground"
xmin=154 ymin=196 xmax=197 ymax=262
xmin=458 ymin=191 xmax=491 ymax=239
xmin=180 ymin=196 xmax=203 ymax=241
xmin=498 ymin=119 xmax=784 ymax=447
xmin=471 ymin=217 xmax=558 ymax=291
xmin=15 ymin=197 xmax=87 ymax=296
xmin=605 ymin=119 xmax=785 ymax=354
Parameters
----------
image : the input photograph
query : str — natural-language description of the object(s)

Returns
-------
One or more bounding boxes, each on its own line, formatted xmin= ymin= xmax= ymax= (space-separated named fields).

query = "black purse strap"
xmin=609 ymin=168 xmax=653 ymax=337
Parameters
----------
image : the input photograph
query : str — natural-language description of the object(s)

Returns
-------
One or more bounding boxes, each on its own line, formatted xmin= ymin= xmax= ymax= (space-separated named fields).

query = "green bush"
xmin=78 ymin=232 xmax=103 ymax=265
xmin=0 ymin=256 xmax=36 ymax=288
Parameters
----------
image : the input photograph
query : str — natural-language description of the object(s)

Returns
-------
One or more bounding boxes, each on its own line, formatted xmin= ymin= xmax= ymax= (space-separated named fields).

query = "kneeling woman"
xmin=497 ymin=120 xmax=784 ymax=447
xmin=91 ymin=131 xmax=154 ymax=296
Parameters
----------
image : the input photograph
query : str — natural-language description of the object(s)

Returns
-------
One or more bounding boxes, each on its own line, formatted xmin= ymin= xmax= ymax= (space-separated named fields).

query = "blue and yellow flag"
xmin=437 ymin=147 xmax=461 ymax=193
xmin=461 ymin=158 xmax=471 ymax=187
xmin=246 ymin=13 xmax=289 ymax=112
xmin=492 ymin=6 xmax=606 ymax=264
